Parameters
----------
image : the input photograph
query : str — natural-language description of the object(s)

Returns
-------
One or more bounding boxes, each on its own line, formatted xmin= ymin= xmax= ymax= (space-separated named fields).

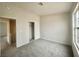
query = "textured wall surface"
xmin=40 ymin=13 xmax=71 ymax=45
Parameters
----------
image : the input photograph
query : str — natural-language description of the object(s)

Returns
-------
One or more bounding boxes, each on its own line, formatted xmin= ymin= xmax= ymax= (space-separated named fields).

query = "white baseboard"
xmin=41 ymin=38 xmax=71 ymax=46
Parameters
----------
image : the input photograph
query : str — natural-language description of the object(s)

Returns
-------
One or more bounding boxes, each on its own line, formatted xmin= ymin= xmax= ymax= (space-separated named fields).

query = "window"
xmin=72 ymin=3 xmax=79 ymax=56
xmin=74 ymin=7 xmax=79 ymax=48
xmin=76 ymin=10 xmax=79 ymax=48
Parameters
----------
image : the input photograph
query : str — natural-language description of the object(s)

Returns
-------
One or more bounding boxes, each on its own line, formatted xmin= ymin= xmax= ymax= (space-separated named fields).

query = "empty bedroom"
xmin=0 ymin=2 xmax=79 ymax=57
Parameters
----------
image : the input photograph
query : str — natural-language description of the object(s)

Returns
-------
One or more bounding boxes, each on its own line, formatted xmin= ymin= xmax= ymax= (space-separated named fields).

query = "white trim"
xmin=28 ymin=21 xmax=35 ymax=41
xmin=72 ymin=3 xmax=78 ymax=14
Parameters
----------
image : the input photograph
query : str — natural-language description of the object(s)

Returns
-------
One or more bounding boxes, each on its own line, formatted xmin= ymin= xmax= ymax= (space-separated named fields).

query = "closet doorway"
xmin=10 ymin=19 xmax=16 ymax=46
xmin=29 ymin=22 xmax=35 ymax=41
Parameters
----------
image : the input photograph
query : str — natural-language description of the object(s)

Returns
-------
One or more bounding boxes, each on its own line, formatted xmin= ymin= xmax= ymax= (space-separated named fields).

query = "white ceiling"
xmin=0 ymin=2 xmax=74 ymax=15
xmin=21 ymin=2 xmax=74 ymax=15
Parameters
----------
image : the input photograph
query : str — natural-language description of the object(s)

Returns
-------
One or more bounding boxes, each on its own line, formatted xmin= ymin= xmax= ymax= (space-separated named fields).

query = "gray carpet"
xmin=1 ymin=39 xmax=73 ymax=57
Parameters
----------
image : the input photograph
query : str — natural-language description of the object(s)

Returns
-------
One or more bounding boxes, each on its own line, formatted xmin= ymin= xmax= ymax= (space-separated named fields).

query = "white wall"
xmin=0 ymin=5 xmax=40 ymax=47
xmin=40 ymin=13 xmax=71 ymax=45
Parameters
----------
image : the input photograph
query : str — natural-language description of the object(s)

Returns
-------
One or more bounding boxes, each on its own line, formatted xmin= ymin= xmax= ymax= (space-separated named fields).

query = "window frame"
xmin=72 ymin=3 xmax=79 ymax=55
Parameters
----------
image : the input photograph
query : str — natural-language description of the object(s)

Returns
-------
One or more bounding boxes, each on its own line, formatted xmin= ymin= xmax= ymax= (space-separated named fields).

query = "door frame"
xmin=29 ymin=21 xmax=35 ymax=41
xmin=0 ymin=17 xmax=10 ymax=44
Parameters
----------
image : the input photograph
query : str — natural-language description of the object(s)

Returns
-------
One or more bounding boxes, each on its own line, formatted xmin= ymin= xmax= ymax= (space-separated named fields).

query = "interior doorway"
xmin=9 ymin=19 xmax=16 ymax=46
xmin=29 ymin=22 xmax=35 ymax=41
xmin=0 ymin=17 xmax=16 ymax=49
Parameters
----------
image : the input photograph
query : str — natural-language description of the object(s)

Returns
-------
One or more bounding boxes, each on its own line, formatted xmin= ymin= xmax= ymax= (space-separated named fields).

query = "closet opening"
xmin=29 ymin=22 xmax=35 ymax=41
